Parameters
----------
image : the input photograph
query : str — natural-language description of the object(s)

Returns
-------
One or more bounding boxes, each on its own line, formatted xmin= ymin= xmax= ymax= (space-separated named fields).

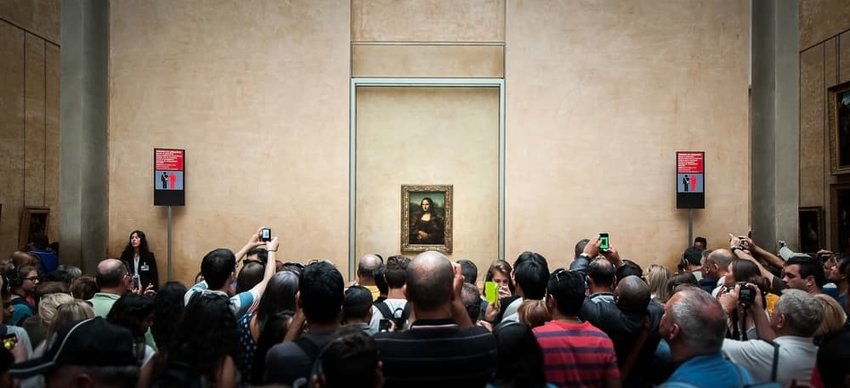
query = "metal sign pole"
xmin=688 ymin=208 xmax=693 ymax=249
xmin=167 ymin=206 xmax=173 ymax=281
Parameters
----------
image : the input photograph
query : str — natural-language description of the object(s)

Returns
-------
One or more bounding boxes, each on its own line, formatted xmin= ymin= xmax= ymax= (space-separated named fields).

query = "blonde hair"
xmin=814 ymin=293 xmax=847 ymax=337
xmin=9 ymin=251 xmax=38 ymax=269
xmin=38 ymin=293 xmax=74 ymax=327
xmin=45 ymin=300 xmax=95 ymax=346
xmin=647 ymin=264 xmax=671 ymax=303
xmin=518 ymin=299 xmax=550 ymax=328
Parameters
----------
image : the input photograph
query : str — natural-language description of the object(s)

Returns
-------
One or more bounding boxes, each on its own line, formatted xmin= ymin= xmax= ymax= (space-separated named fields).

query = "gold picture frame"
xmin=401 ymin=185 xmax=453 ymax=253
xmin=19 ymin=207 xmax=49 ymax=247
xmin=829 ymin=81 xmax=850 ymax=174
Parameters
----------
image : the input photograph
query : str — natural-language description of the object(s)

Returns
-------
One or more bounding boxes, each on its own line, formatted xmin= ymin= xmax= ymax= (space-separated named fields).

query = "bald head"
xmin=357 ymin=254 xmax=382 ymax=283
xmin=614 ymin=275 xmax=650 ymax=312
xmin=405 ymin=251 xmax=453 ymax=312
xmin=96 ymin=258 xmax=129 ymax=292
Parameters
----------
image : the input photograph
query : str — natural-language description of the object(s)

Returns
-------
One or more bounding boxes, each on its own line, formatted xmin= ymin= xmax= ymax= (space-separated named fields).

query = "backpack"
xmin=373 ymin=301 xmax=411 ymax=330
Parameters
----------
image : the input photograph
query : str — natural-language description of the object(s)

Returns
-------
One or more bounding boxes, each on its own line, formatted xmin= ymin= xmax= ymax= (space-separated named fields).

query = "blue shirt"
xmin=30 ymin=248 xmax=58 ymax=275
xmin=663 ymin=353 xmax=753 ymax=388
xmin=184 ymin=281 xmax=258 ymax=319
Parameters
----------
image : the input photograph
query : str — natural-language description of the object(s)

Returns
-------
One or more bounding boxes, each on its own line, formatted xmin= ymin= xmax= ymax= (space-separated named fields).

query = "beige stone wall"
xmin=355 ymin=87 xmax=500 ymax=268
xmin=799 ymin=0 xmax=850 ymax=250
xmin=0 ymin=0 xmax=60 ymax=256
xmin=108 ymin=0 xmax=750 ymax=282
xmin=108 ymin=0 xmax=351 ymax=284
xmin=504 ymin=0 xmax=750 ymax=269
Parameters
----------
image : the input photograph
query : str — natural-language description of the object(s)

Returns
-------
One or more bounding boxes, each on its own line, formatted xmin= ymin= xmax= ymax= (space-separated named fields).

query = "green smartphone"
xmin=485 ymin=281 xmax=498 ymax=304
xmin=599 ymin=233 xmax=609 ymax=250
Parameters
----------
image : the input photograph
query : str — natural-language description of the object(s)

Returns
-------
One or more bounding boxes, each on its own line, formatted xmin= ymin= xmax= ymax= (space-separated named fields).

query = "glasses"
xmin=550 ymin=268 xmax=568 ymax=283
xmin=24 ymin=276 xmax=39 ymax=282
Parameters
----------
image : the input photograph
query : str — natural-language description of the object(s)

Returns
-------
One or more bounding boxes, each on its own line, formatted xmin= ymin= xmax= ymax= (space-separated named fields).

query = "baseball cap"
xmin=10 ymin=317 xmax=137 ymax=378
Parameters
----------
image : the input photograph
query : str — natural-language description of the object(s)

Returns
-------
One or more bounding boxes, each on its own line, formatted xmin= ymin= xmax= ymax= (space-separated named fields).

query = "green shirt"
xmin=88 ymin=292 xmax=120 ymax=318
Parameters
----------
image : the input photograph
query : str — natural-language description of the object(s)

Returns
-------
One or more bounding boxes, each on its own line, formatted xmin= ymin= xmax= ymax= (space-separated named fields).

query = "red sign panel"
xmin=677 ymin=152 xmax=704 ymax=174
xmin=155 ymin=149 xmax=184 ymax=171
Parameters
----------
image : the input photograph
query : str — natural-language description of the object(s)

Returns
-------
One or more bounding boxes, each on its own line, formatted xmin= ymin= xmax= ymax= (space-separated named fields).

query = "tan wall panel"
xmin=352 ymin=44 xmax=504 ymax=77
xmin=800 ymin=46 xmax=825 ymax=207
xmin=826 ymin=38 xmax=839 ymax=87
xmin=505 ymin=0 xmax=749 ymax=270
xmin=0 ymin=22 xmax=26 ymax=254
xmin=800 ymin=0 xmax=850 ymax=51
xmin=0 ymin=0 xmax=60 ymax=44
xmin=45 ymin=43 xmax=59 ymax=242
xmin=24 ymin=34 xmax=46 ymax=209
xmin=352 ymin=0 xmax=504 ymax=42
xmin=841 ymin=32 xmax=850 ymax=84
xmin=109 ymin=0 xmax=351 ymax=283
xmin=355 ymin=87 xmax=499 ymax=271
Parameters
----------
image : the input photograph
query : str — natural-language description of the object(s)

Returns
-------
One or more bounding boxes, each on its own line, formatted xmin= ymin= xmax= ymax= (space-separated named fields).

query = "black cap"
xmin=10 ymin=318 xmax=137 ymax=378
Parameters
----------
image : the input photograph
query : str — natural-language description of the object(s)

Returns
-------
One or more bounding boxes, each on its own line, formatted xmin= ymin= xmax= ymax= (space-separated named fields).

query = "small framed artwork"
xmin=798 ymin=207 xmax=823 ymax=254
xmin=19 ymin=207 xmax=49 ymax=247
xmin=829 ymin=81 xmax=850 ymax=174
xmin=401 ymin=185 xmax=453 ymax=253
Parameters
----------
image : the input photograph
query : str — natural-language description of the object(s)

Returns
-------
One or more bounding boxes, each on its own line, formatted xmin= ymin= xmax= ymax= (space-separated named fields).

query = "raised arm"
xmin=234 ymin=228 xmax=266 ymax=263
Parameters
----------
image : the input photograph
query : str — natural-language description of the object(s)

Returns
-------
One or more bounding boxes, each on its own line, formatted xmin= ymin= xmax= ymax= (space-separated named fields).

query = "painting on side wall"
xmin=401 ymin=185 xmax=453 ymax=253
xmin=19 ymin=207 xmax=49 ymax=248
xmin=799 ymin=207 xmax=823 ymax=254
xmin=829 ymin=82 xmax=850 ymax=174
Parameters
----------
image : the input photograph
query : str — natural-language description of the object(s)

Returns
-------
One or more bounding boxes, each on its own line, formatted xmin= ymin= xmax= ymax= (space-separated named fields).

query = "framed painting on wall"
xmin=829 ymin=81 xmax=850 ymax=174
xmin=19 ymin=207 xmax=49 ymax=248
xmin=799 ymin=207 xmax=823 ymax=254
xmin=401 ymin=185 xmax=453 ymax=253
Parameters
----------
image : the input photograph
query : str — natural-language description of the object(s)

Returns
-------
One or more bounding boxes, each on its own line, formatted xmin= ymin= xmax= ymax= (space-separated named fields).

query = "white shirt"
xmin=722 ymin=335 xmax=817 ymax=386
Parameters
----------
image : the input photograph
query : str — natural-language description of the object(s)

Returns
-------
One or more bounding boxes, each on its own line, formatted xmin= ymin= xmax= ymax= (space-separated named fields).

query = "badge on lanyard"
xmin=141 ymin=264 xmax=150 ymax=272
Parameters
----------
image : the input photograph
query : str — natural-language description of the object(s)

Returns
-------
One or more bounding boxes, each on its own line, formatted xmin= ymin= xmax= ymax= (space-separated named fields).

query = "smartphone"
xmin=484 ymin=281 xmax=498 ymax=304
xmin=260 ymin=228 xmax=272 ymax=242
xmin=1 ymin=334 xmax=16 ymax=350
xmin=599 ymin=233 xmax=610 ymax=250
xmin=378 ymin=319 xmax=390 ymax=333
xmin=133 ymin=274 xmax=142 ymax=290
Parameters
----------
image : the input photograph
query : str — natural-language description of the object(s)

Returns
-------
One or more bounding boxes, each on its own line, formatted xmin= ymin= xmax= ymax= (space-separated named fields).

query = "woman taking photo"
xmin=120 ymin=230 xmax=159 ymax=291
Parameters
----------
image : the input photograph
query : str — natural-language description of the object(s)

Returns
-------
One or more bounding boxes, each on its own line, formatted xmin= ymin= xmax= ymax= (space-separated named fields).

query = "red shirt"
xmin=533 ymin=320 xmax=620 ymax=387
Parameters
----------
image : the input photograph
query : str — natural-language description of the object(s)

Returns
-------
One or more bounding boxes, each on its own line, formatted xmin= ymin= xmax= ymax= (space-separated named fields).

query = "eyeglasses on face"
xmin=24 ymin=276 xmax=39 ymax=282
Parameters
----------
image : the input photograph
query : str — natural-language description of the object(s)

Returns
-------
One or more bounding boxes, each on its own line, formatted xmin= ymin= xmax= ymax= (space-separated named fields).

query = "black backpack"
xmin=373 ymin=301 xmax=411 ymax=330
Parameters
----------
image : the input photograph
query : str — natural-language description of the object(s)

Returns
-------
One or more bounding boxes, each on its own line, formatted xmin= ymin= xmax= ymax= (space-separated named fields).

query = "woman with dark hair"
xmin=718 ymin=259 xmax=776 ymax=341
xmin=9 ymin=264 xmax=39 ymax=326
xmin=107 ymin=293 xmax=156 ymax=366
xmin=489 ymin=322 xmax=555 ymax=388
xmin=151 ymin=281 xmax=188 ymax=350
xmin=153 ymin=293 xmax=239 ymax=387
xmin=237 ymin=271 xmax=299 ymax=385
xmin=120 ymin=230 xmax=159 ymax=291
xmin=409 ymin=197 xmax=445 ymax=244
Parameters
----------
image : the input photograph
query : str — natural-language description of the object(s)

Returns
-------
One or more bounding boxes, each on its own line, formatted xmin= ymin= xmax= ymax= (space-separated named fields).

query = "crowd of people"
xmin=1 ymin=228 xmax=849 ymax=388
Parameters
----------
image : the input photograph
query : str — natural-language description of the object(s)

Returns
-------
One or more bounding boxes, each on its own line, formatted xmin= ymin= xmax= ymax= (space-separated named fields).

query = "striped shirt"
xmin=533 ymin=320 xmax=620 ymax=387
xmin=374 ymin=318 xmax=497 ymax=388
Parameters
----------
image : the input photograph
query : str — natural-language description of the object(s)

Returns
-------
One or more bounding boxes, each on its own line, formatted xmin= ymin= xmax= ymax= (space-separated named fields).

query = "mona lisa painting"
xmin=401 ymin=185 xmax=453 ymax=253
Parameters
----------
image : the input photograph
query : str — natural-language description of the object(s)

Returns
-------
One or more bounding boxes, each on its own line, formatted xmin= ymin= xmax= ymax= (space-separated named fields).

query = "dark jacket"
xmin=121 ymin=251 xmax=159 ymax=290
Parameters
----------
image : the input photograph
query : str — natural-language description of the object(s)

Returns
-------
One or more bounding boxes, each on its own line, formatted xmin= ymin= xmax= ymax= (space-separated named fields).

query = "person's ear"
xmin=69 ymin=373 xmax=96 ymax=388
xmin=297 ymin=291 xmax=303 ymax=309
xmin=668 ymin=323 xmax=681 ymax=341
xmin=374 ymin=360 xmax=384 ymax=388
xmin=402 ymin=284 xmax=408 ymax=299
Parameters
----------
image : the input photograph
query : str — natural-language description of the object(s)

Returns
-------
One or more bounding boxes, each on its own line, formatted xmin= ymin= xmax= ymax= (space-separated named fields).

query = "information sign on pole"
xmin=154 ymin=148 xmax=185 ymax=206
xmin=676 ymin=151 xmax=704 ymax=209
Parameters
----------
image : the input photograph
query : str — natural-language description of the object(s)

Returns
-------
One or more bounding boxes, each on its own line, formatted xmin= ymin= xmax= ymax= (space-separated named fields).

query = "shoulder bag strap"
xmin=621 ymin=315 xmax=651 ymax=379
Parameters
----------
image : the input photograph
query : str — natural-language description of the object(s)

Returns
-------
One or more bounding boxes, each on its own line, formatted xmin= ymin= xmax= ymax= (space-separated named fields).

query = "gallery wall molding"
xmin=348 ymin=77 xmax=506 ymax=279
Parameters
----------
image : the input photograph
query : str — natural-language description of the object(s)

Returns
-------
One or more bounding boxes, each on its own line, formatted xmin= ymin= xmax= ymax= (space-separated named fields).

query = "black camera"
xmin=737 ymin=283 xmax=757 ymax=306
